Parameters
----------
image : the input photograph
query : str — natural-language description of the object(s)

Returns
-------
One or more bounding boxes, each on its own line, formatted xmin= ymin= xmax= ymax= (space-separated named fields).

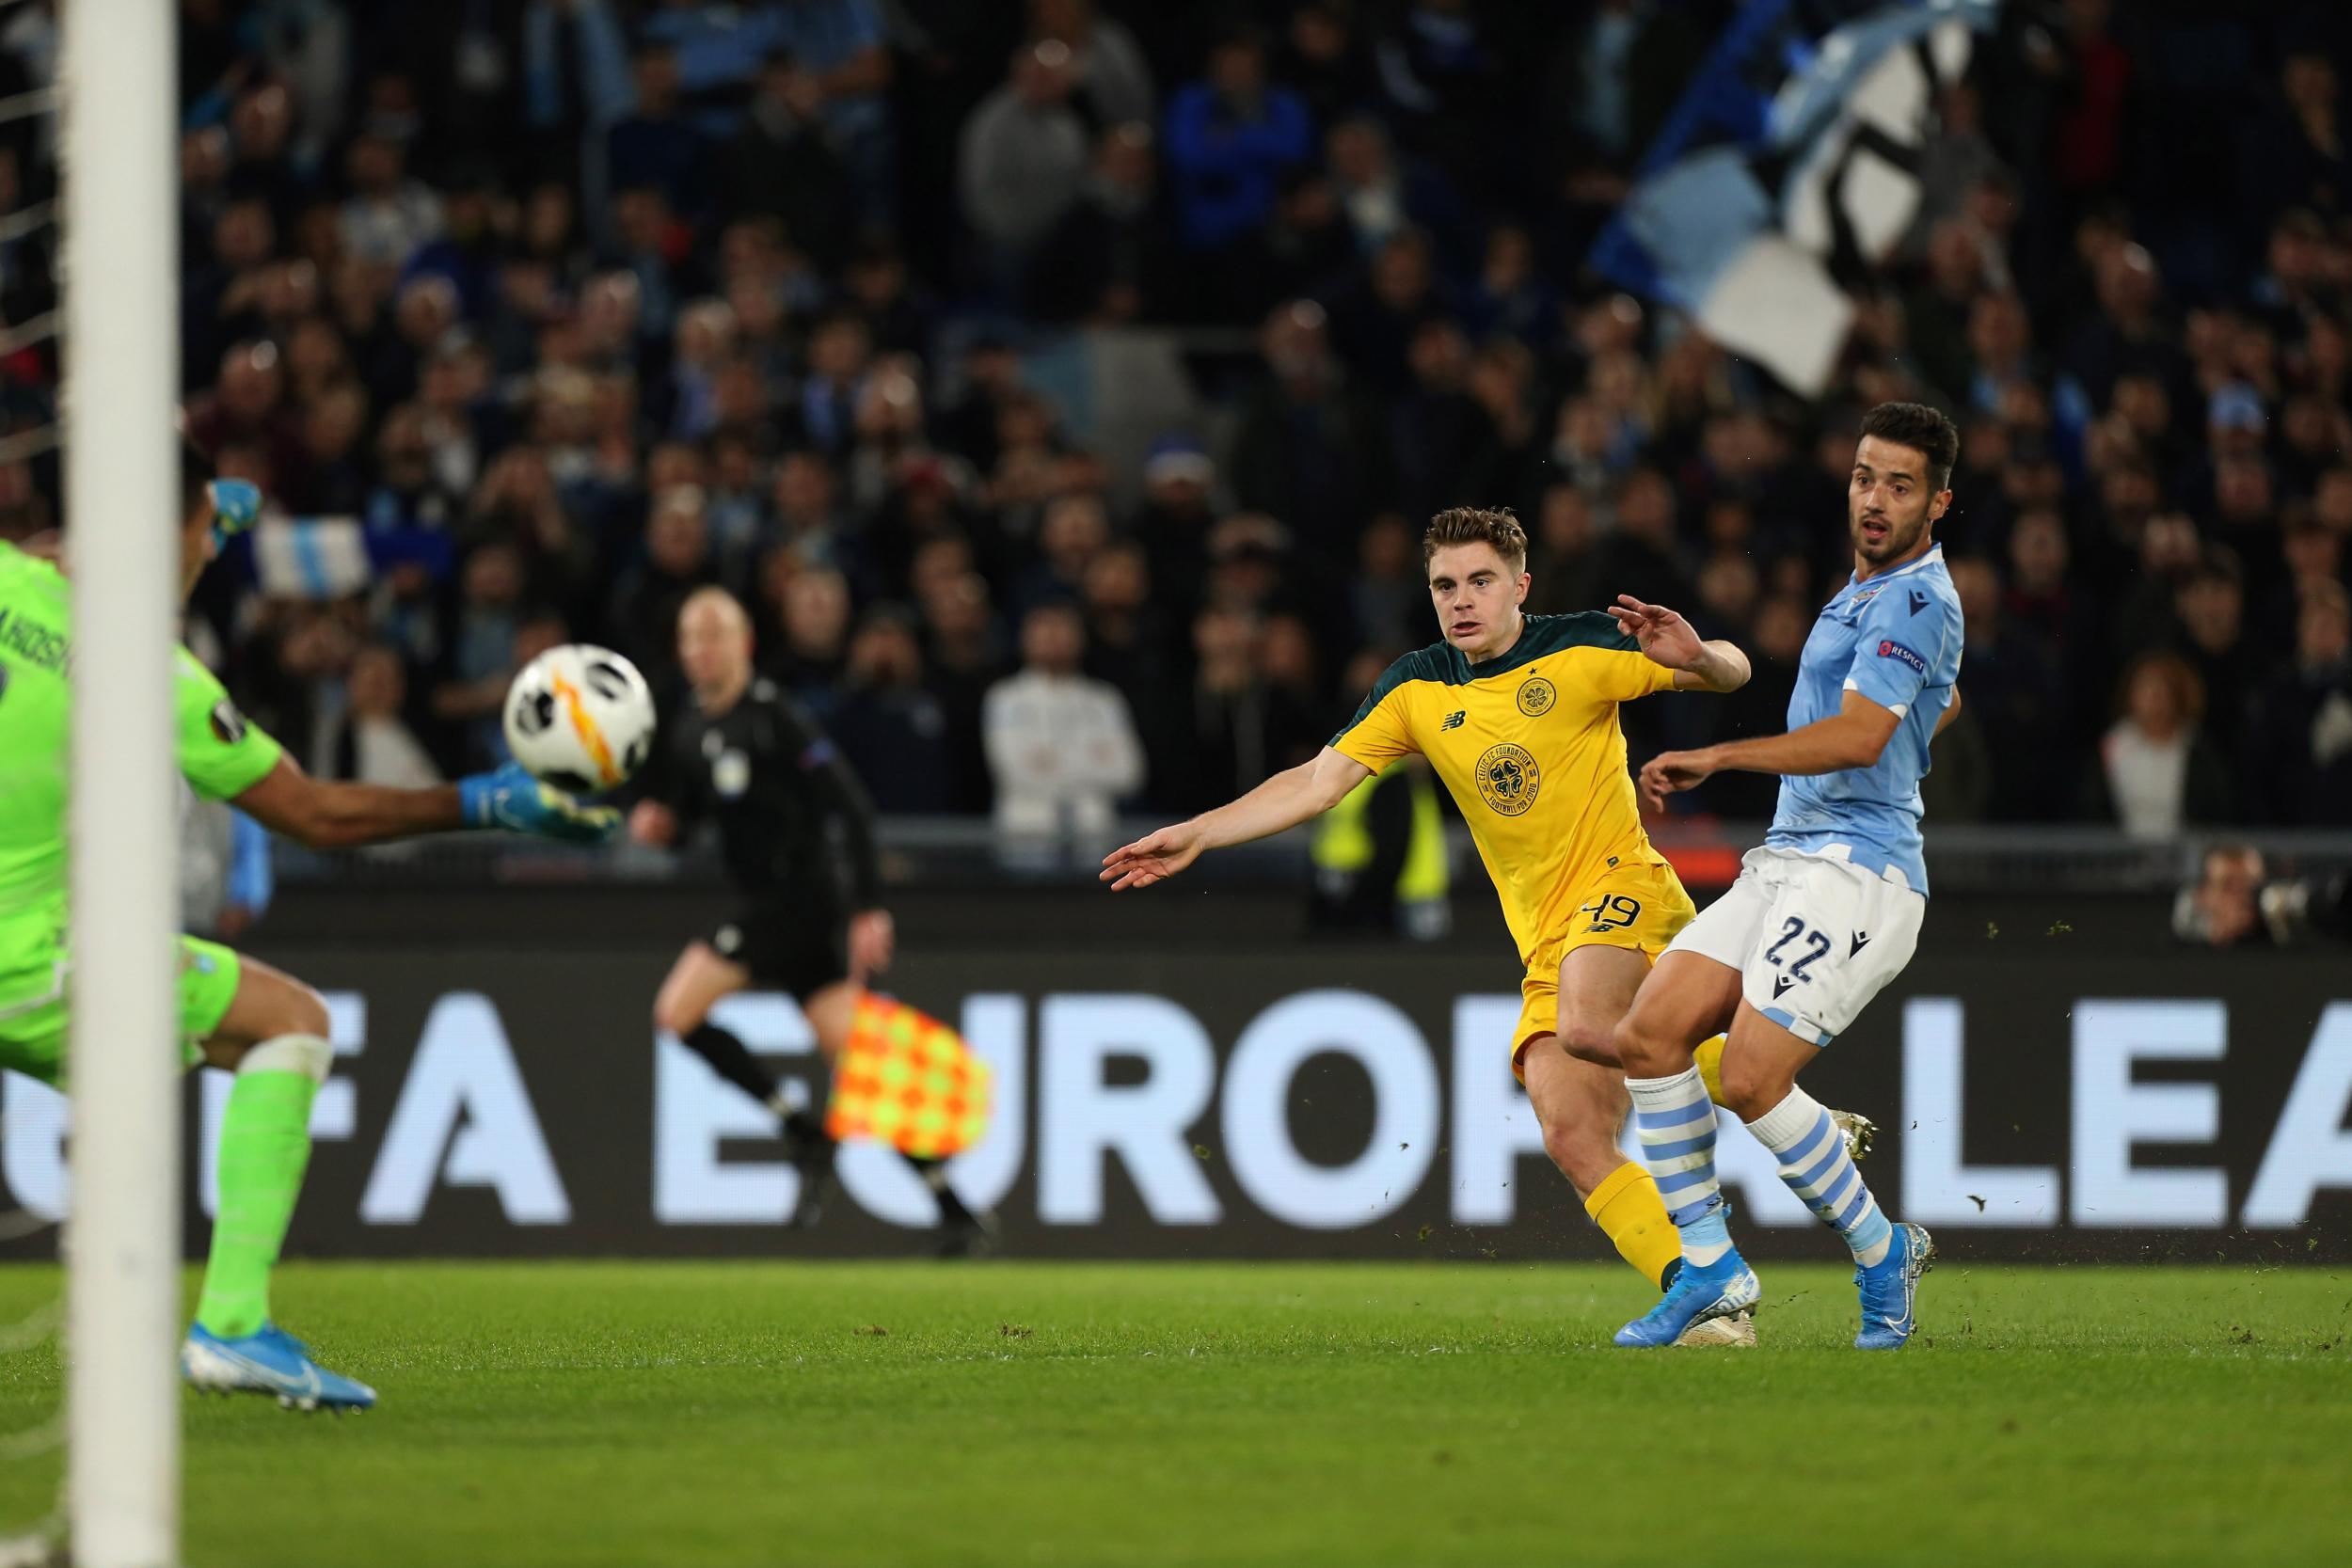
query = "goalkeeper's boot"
xmin=1853 ymin=1221 xmax=1934 ymax=1351
xmin=781 ymin=1115 xmax=837 ymax=1228
xmin=1830 ymin=1106 xmax=1878 ymax=1162
xmin=1614 ymin=1248 xmax=1761 ymax=1348
xmin=181 ymin=1322 xmax=376 ymax=1412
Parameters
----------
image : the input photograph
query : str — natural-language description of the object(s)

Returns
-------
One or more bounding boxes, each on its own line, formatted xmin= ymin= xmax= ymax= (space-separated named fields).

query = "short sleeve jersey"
xmin=1330 ymin=612 xmax=1678 ymax=964
xmin=0 ymin=542 xmax=281 ymax=975
xmin=1768 ymin=544 xmax=1963 ymax=892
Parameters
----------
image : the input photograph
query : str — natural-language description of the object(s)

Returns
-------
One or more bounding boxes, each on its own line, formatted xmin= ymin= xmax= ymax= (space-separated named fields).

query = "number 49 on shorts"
xmin=1580 ymin=895 xmax=1641 ymax=933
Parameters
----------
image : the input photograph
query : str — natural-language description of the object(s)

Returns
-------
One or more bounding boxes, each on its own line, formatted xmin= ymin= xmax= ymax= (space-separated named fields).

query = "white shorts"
xmin=1663 ymin=846 xmax=1926 ymax=1046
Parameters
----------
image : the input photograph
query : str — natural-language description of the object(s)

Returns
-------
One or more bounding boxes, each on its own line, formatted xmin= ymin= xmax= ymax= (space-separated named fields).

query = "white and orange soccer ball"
xmin=501 ymin=643 xmax=657 ymax=794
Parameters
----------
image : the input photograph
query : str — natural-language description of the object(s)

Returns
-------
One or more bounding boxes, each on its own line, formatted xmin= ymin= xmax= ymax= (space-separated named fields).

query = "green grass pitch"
xmin=2 ymin=1260 xmax=2348 ymax=1566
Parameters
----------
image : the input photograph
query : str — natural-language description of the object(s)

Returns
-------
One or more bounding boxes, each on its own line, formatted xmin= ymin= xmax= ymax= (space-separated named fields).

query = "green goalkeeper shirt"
xmin=0 ymin=540 xmax=282 ymax=1003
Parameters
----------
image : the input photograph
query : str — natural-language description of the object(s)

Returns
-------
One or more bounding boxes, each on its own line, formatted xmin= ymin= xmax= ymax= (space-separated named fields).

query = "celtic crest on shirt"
xmin=1474 ymin=742 xmax=1540 ymax=816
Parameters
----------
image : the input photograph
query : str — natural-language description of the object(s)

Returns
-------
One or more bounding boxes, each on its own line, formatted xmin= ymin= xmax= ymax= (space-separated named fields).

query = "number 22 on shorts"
xmin=1764 ymin=915 xmax=1832 ymax=982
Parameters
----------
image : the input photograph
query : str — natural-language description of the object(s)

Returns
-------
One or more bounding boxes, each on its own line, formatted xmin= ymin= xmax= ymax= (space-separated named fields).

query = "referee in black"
xmin=630 ymin=586 xmax=992 ymax=1252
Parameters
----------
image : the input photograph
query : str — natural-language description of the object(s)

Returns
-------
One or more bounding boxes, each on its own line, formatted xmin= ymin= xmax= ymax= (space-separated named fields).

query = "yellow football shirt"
xmin=1330 ymin=612 xmax=1679 ymax=964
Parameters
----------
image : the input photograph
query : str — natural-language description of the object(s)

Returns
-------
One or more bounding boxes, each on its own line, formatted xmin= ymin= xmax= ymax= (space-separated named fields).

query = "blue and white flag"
xmin=1593 ymin=0 xmax=2001 ymax=396
xmin=252 ymin=515 xmax=373 ymax=601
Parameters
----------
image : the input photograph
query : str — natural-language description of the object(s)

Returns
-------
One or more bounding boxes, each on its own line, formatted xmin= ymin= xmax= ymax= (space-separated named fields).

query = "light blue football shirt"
xmin=1766 ymin=543 xmax=1963 ymax=895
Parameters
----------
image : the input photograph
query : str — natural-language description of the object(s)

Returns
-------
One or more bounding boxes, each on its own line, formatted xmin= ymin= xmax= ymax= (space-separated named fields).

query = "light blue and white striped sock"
xmin=1749 ymin=1087 xmax=1893 ymax=1267
xmin=1627 ymin=1068 xmax=1730 ymax=1268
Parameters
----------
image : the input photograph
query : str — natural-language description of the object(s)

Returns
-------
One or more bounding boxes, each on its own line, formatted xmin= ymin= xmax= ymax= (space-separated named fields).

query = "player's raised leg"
xmin=179 ymin=949 xmax=375 ymax=1411
xmin=1608 ymin=950 xmax=1762 ymax=1347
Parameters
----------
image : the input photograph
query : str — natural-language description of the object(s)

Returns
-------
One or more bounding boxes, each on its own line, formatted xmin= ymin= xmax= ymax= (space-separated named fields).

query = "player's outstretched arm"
xmin=234 ymin=756 xmax=618 ymax=849
xmin=1635 ymin=690 xmax=1902 ymax=812
xmin=1606 ymin=595 xmax=1749 ymax=692
xmin=1102 ymin=746 xmax=1372 ymax=891
xmin=1669 ymin=638 xmax=1750 ymax=693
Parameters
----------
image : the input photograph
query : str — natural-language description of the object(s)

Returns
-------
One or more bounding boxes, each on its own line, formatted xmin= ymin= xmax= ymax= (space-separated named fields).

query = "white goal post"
xmin=63 ymin=1 xmax=184 ymax=1564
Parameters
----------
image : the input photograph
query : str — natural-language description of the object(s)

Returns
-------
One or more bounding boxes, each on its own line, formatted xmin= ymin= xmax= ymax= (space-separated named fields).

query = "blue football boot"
xmin=1613 ymin=1250 xmax=1762 ymax=1348
xmin=181 ymin=1323 xmax=376 ymax=1412
xmin=1853 ymin=1222 xmax=1934 ymax=1351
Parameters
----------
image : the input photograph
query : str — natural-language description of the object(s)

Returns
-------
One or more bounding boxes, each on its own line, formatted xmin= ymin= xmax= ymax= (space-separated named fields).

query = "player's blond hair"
xmin=1422 ymin=507 xmax=1528 ymax=576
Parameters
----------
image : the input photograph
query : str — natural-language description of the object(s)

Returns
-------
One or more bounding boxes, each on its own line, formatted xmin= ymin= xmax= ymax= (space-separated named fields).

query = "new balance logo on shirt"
xmin=1440 ymin=710 xmax=1466 ymax=731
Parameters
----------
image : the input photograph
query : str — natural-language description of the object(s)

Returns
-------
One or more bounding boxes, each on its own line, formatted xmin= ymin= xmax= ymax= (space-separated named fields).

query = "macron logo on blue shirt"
xmin=1876 ymin=639 xmax=1927 ymax=674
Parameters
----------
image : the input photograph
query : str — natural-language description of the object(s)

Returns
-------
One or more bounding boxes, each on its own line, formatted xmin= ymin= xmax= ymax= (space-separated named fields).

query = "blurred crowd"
xmin=0 ymin=1 xmax=2347 ymax=837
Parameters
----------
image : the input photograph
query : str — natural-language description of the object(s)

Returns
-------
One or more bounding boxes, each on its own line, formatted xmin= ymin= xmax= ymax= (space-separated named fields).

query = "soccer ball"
xmin=501 ymin=643 xmax=657 ymax=794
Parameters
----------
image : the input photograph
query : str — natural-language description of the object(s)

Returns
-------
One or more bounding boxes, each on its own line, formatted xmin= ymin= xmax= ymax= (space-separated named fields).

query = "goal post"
xmin=62 ymin=1 xmax=184 ymax=1564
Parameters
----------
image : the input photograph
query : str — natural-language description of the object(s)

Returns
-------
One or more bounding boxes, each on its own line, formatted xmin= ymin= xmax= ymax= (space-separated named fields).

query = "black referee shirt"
xmin=645 ymin=677 xmax=883 ymax=912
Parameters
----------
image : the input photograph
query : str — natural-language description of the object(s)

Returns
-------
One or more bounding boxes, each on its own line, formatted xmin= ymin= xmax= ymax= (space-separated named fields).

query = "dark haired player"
xmin=629 ymin=586 xmax=993 ymax=1253
xmin=1611 ymin=402 xmax=1966 ymax=1351
xmin=0 ymin=449 xmax=616 ymax=1411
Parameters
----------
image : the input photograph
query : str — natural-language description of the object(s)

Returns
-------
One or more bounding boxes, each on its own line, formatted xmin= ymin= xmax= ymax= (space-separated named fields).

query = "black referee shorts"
xmin=708 ymin=901 xmax=850 ymax=1000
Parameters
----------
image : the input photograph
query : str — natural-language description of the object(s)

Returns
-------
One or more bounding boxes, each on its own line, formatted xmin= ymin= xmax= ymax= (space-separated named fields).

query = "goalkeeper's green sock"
xmin=194 ymin=1036 xmax=329 ymax=1340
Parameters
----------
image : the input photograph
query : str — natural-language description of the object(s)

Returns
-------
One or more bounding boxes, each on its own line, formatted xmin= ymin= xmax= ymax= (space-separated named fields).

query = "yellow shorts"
xmin=1511 ymin=859 xmax=1697 ymax=1077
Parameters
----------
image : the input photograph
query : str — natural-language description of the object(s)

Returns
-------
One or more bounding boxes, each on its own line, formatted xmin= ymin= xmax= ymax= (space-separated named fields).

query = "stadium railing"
xmin=269 ymin=820 xmax=2352 ymax=897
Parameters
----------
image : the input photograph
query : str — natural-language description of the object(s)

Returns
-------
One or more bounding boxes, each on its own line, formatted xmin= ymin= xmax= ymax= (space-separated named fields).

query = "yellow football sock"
xmin=1694 ymin=1033 xmax=1729 ymax=1107
xmin=1582 ymin=1160 xmax=1681 ymax=1288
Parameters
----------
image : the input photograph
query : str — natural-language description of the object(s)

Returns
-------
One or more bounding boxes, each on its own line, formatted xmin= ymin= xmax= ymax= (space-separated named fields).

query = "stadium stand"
xmin=0 ymin=0 xmax=2344 ymax=836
